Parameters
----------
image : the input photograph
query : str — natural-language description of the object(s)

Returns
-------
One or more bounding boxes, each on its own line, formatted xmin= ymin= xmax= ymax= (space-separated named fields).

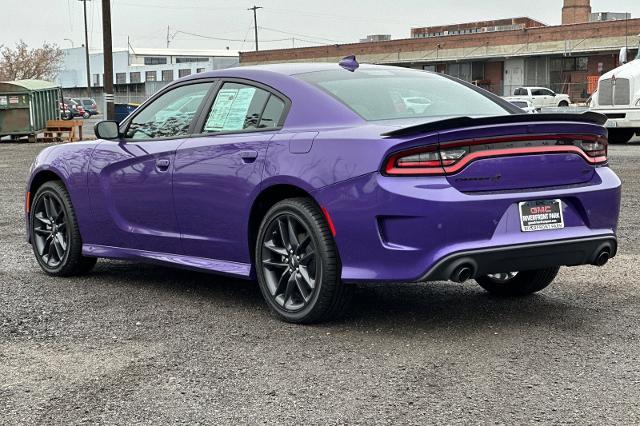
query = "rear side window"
xmin=258 ymin=95 xmax=286 ymax=128
xmin=203 ymin=82 xmax=275 ymax=132
xmin=296 ymin=68 xmax=508 ymax=121
xmin=514 ymin=88 xmax=528 ymax=96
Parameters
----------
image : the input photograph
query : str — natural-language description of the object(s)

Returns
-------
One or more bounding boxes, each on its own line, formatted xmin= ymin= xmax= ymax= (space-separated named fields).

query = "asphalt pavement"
xmin=1 ymin=140 xmax=639 ymax=424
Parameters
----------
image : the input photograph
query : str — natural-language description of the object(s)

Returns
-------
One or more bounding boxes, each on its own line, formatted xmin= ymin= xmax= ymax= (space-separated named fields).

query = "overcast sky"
xmin=3 ymin=0 xmax=640 ymax=53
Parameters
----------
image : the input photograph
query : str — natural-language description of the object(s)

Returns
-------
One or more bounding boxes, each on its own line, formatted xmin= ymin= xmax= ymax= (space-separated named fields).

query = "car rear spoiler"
xmin=381 ymin=111 xmax=608 ymax=137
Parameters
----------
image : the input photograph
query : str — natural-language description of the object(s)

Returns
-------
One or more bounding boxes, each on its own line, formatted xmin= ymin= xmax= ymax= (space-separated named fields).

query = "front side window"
xmin=125 ymin=82 xmax=213 ymax=139
xmin=296 ymin=68 xmax=508 ymax=121
xmin=202 ymin=82 xmax=279 ymax=133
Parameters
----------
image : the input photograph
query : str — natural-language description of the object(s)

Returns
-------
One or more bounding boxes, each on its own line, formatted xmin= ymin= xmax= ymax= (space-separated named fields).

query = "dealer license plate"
xmin=605 ymin=121 xmax=618 ymax=128
xmin=518 ymin=199 xmax=564 ymax=232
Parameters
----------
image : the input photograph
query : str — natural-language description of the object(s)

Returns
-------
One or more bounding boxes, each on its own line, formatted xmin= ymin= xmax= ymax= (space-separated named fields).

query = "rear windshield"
xmin=296 ymin=68 xmax=508 ymax=121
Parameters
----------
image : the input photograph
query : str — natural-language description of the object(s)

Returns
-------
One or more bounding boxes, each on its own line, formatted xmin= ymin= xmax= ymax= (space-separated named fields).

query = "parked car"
xmin=73 ymin=97 xmax=99 ymax=117
xmin=25 ymin=60 xmax=621 ymax=324
xmin=61 ymin=98 xmax=86 ymax=119
xmin=509 ymin=100 xmax=538 ymax=114
xmin=402 ymin=96 xmax=432 ymax=114
xmin=505 ymin=87 xmax=571 ymax=110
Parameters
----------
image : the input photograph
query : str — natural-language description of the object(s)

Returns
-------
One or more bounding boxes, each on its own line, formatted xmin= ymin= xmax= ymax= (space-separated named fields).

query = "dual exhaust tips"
xmin=448 ymin=246 xmax=612 ymax=283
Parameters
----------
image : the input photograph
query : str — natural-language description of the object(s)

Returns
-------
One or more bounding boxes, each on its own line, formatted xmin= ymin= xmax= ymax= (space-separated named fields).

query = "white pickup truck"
xmin=589 ymin=58 xmax=640 ymax=144
xmin=504 ymin=87 xmax=571 ymax=110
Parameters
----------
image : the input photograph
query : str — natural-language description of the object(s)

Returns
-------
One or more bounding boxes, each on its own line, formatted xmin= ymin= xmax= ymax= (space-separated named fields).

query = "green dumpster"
xmin=0 ymin=80 xmax=61 ymax=142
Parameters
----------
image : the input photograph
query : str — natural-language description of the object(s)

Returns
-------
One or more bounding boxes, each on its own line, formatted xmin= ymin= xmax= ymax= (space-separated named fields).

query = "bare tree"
xmin=0 ymin=40 xmax=64 ymax=82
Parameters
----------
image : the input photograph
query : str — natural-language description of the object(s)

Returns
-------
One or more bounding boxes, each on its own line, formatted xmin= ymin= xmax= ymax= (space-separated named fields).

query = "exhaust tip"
xmin=451 ymin=265 xmax=474 ymax=283
xmin=594 ymin=249 xmax=610 ymax=267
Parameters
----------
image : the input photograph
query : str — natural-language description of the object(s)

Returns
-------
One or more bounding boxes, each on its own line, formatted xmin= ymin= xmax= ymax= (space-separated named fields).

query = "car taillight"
xmin=579 ymin=137 xmax=607 ymax=158
xmin=384 ymin=134 xmax=608 ymax=176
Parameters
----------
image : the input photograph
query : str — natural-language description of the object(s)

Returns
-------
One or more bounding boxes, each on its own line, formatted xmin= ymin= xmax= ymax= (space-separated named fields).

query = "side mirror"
xmin=94 ymin=120 xmax=120 ymax=140
xmin=620 ymin=47 xmax=629 ymax=64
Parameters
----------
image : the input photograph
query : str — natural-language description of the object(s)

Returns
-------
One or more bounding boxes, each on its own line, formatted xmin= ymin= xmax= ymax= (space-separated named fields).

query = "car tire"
xmin=558 ymin=101 xmax=569 ymax=107
xmin=475 ymin=267 xmax=560 ymax=296
xmin=608 ymin=129 xmax=635 ymax=144
xmin=255 ymin=198 xmax=350 ymax=324
xmin=83 ymin=112 xmax=90 ymax=119
xmin=30 ymin=181 xmax=97 ymax=276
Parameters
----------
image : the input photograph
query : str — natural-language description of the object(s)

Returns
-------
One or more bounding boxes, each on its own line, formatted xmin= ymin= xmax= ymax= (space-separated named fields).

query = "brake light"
xmin=384 ymin=134 xmax=608 ymax=176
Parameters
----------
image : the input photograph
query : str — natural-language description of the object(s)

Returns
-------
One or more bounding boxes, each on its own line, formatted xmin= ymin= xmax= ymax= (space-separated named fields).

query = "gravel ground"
xmin=1 ymin=141 xmax=639 ymax=425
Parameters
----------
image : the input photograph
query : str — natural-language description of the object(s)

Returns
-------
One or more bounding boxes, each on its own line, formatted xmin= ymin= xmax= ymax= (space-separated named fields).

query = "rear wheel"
xmin=475 ymin=267 xmax=560 ymax=296
xmin=30 ymin=181 xmax=96 ymax=276
xmin=255 ymin=198 xmax=350 ymax=323
xmin=558 ymin=101 xmax=569 ymax=107
xmin=608 ymin=129 xmax=635 ymax=144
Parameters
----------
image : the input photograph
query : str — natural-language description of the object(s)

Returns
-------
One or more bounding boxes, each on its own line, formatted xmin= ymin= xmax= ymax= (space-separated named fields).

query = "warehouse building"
xmin=58 ymin=47 xmax=239 ymax=103
xmin=240 ymin=0 xmax=638 ymax=101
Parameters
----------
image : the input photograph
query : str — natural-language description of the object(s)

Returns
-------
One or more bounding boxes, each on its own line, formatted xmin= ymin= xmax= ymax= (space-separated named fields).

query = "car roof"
xmin=194 ymin=62 xmax=411 ymax=79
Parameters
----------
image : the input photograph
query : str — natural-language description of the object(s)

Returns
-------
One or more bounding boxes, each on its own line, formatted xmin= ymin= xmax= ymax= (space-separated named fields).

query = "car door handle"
xmin=238 ymin=150 xmax=258 ymax=163
xmin=156 ymin=158 xmax=171 ymax=171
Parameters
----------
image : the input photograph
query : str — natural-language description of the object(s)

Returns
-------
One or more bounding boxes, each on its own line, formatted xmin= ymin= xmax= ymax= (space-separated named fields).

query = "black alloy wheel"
xmin=255 ymin=198 xmax=350 ymax=323
xmin=261 ymin=212 xmax=317 ymax=311
xmin=30 ymin=181 xmax=97 ymax=276
xmin=32 ymin=192 xmax=69 ymax=269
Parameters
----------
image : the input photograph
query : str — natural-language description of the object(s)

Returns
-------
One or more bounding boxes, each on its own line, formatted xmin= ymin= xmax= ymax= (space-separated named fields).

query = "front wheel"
xmin=30 ymin=181 xmax=97 ymax=276
xmin=475 ymin=267 xmax=560 ymax=296
xmin=255 ymin=198 xmax=350 ymax=323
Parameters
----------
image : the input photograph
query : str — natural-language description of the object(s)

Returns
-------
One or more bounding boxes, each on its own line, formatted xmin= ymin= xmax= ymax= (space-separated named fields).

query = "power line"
xmin=171 ymin=29 xmax=289 ymax=43
xmin=257 ymin=26 xmax=344 ymax=44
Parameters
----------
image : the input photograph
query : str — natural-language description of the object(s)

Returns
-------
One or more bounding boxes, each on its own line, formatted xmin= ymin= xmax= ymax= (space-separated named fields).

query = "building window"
xmin=145 ymin=71 xmax=157 ymax=82
xmin=93 ymin=74 xmax=100 ymax=86
xmin=161 ymin=70 xmax=173 ymax=81
xmin=576 ymin=57 xmax=588 ymax=71
xmin=144 ymin=56 xmax=167 ymax=65
xmin=130 ymin=72 xmax=141 ymax=83
xmin=175 ymin=57 xmax=209 ymax=63
xmin=178 ymin=69 xmax=191 ymax=78
xmin=196 ymin=68 xmax=205 ymax=73
xmin=563 ymin=58 xmax=577 ymax=71
xmin=116 ymin=73 xmax=126 ymax=84
xmin=471 ymin=62 xmax=485 ymax=81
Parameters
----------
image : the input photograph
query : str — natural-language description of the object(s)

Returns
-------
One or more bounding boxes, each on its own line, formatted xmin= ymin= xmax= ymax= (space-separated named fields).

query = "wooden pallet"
xmin=38 ymin=120 xmax=84 ymax=142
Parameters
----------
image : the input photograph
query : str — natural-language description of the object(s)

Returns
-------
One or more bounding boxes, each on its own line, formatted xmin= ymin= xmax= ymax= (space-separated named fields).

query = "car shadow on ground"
xmin=84 ymin=260 xmax=593 ymax=334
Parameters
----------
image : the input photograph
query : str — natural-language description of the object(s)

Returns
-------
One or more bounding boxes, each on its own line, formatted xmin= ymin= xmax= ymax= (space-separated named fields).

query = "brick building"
xmin=240 ymin=0 xmax=638 ymax=101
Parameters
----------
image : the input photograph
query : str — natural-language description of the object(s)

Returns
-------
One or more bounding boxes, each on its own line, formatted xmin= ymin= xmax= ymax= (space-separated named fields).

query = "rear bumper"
xmin=592 ymin=108 xmax=640 ymax=129
xmin=314 ymin=167 xmax=621 ymax=283
xmin=420 ymin=235 xmax=616 ymax=282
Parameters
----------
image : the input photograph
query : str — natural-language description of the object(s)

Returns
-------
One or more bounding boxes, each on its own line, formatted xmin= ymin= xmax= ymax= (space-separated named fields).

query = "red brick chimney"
xmin=562 ymin=0 xmax=592 ymax=25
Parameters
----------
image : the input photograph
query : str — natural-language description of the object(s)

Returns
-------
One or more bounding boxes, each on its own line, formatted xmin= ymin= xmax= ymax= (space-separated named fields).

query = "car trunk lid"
xmin=382 ymin=113 xmax=608 ymax=192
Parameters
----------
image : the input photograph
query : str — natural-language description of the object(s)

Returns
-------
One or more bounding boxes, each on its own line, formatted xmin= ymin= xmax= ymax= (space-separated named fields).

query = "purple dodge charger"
xmin=25 ymin=60 xmax=621 ymax=323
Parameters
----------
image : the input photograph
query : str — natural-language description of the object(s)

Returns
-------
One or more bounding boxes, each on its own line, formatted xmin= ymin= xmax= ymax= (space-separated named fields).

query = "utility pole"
xmin=166 ymin=25 xmax=170 ymax=48
xmin=79 ymin=0 xmax=91 ymax=98
xmin=102 ymin=0 xmax=115 ymax=120
xmin=247 ymin=5 xmax=262 ymax=51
